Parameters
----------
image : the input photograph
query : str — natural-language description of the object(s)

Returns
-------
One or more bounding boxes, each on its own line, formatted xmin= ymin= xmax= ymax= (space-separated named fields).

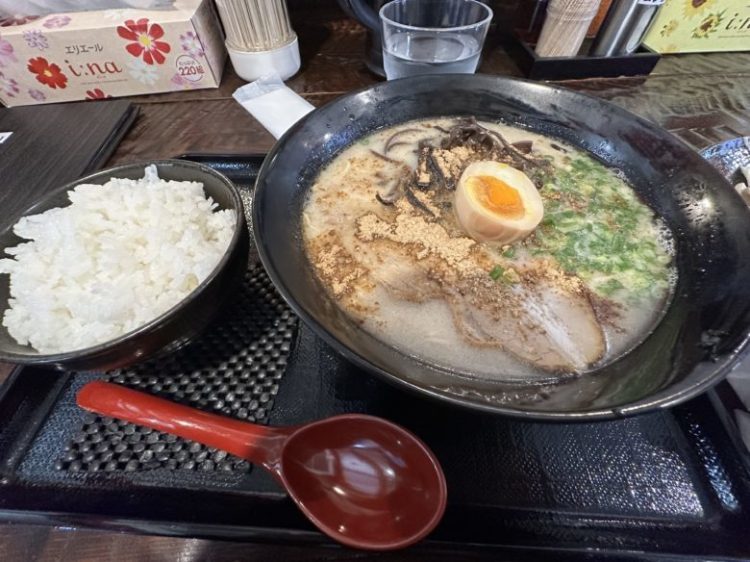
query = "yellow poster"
xmin=644 ymin=0 xmax=750 ymax=53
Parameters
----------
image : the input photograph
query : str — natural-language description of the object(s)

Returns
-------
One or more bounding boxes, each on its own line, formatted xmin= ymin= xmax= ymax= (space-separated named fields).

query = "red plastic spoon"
xmin=76 ymin=381 xmax=447 ymax=550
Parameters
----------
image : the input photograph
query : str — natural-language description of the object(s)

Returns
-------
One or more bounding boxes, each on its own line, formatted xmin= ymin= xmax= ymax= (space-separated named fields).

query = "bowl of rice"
xmin=0 ymin=159 xmax=249 ymax=371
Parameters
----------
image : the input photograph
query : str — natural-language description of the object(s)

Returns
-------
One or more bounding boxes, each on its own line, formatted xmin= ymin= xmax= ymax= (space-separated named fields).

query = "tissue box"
xmin=0 ymin=0 xmax=225 ymax=107
xmin=644 ymin=0 xmax=750 ymax=53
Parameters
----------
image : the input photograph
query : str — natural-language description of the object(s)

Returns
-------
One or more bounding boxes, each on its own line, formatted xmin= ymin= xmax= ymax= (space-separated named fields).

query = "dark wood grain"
xmin=568 ymin=74 xmax=750 ymax=138
xmin=2 ymin=0 xmax=750 ymax=558
xmin=0 ymin=363 xmax=11 ymax=381
xmin=105 ymin=17 xmax=750 ymax=166
xmin=106 ymin=66 xmax=750 ymax=166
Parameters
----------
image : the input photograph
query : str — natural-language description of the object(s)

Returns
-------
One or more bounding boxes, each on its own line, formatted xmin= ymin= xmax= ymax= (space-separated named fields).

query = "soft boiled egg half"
xmin=454 ymin=161 xmax=544 ymax=244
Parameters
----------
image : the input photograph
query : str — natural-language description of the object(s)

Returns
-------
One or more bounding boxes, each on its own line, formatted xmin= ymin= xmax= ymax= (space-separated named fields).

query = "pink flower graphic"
xmin=170 ymin=72 xmax=199 ymax=90
xmin=0 ymin=15 xmax=39 ymax=27
xmin=117 ymin=18 xmax=170 ymax=65
xmin=43 ymin=15 xmax=72 ymax=29
xmin=0 ymin=34 xmax=17 ymax=67
xmin=85 ymin=88 xmax=111 ymax=100
xmin=23 ymin=29 xmax=48 ymax=51
xmin=179 ymin=30 xmax=204 ymax=58
xmin=0 ymin=71 xmax=19 ymax=97
xmin=28 ymin=88 xmax=46 ymax=101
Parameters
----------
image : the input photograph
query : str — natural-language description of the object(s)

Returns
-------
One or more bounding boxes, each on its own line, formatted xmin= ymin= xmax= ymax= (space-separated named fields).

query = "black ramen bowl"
xmin=0 ymin=160 xmax=249 ymax=371
xmin=253 ymin=74 xmax=750 ymax=420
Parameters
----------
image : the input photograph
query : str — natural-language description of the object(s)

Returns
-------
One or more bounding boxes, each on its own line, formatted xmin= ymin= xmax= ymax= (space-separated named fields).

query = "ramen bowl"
xmin=253 ymin=74 xmax=750 ymax=420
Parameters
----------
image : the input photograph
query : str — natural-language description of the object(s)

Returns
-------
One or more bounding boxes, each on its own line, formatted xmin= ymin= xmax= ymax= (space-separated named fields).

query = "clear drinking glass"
xmin=379 ymin=0 xmax=493 ymax=80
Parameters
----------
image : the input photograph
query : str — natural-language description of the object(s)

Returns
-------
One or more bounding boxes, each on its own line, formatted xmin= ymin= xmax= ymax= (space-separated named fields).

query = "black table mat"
xmin=0 ymin=154 xmax=749 ymax=559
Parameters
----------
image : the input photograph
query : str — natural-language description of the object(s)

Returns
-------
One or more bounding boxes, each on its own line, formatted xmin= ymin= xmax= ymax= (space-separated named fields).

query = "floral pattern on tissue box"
xmin=0 ymin=0 xmax=225 ymax=107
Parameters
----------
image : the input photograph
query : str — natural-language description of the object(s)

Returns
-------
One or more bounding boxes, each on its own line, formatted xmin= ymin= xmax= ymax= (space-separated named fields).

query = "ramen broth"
xmin=302 ymin=118 xmax=675 ymax=381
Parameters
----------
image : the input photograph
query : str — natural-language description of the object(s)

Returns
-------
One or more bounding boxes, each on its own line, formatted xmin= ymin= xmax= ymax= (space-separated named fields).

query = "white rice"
xmin=0 ymin=165 xmax=236 ymax=354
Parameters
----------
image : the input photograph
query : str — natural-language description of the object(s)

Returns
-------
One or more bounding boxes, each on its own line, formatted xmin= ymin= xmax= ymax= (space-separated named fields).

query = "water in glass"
xmin=383 ymin=31 xmax=481 ymax=79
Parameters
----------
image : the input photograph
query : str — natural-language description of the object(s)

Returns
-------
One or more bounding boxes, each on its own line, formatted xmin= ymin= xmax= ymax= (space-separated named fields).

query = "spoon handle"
xmin=77 ymin=381 xmax=289 ymax=467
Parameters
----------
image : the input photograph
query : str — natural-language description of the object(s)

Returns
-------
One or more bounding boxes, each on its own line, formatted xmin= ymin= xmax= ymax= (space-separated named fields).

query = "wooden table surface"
xmin=1 ymin=4 xmax=750 ymax=560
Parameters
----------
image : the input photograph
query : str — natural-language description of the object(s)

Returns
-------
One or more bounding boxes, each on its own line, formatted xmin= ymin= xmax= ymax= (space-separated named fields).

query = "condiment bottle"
xmin=590 ymin=0 xmax=665 ymax=56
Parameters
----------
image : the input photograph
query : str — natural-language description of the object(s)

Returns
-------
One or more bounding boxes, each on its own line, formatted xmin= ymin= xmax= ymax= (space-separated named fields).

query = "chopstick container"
xmin=535 ymin=0 xmax=601 ymax=57
xmin=226 ymin=38 xmax=301 ymax=82
xmin=215 ymin=0 xmax=301 ymax=81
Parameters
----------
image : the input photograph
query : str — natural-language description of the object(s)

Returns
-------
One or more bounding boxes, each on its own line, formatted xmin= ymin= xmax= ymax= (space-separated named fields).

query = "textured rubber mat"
xmin=57 ymin=263 xmax=297 ymax=473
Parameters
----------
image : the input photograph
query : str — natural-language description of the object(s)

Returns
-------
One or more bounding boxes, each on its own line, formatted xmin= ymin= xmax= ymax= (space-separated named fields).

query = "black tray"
xmin=1 ymin=154 xmax=749 ymax=559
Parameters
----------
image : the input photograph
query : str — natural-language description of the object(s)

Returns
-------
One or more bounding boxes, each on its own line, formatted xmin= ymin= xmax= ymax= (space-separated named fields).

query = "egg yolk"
xmin=467 ymin=175 xmax=525 ymax=219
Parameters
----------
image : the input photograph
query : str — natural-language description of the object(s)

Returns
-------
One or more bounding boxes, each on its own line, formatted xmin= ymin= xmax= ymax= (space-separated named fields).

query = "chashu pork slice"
xmin=353 ymin=212 xmax=606 ymax=373
xmin=449 ymin=278 xmax=606 ymax=373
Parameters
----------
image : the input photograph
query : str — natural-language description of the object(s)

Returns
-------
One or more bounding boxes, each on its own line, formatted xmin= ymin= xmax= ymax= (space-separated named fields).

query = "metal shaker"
xmin=590 ymin=0 xmax=664 ymax=56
